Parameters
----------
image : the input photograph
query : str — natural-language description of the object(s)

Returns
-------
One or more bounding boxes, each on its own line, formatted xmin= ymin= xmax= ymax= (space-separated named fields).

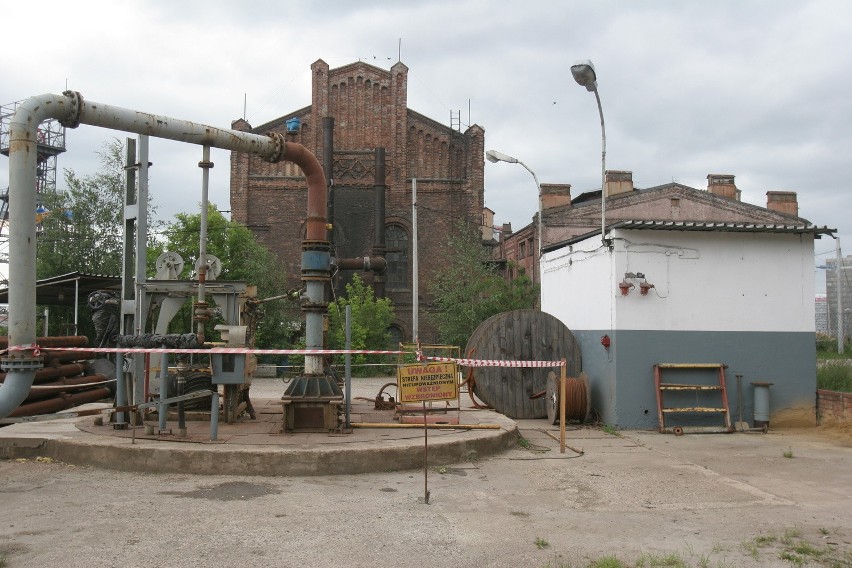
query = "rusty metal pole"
xmin=560 ymin=361 xmax=567 ymax=454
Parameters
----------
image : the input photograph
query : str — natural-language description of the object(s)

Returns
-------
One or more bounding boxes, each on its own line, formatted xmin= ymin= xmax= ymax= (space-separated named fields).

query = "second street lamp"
xmin=486 ymin=149 xmax=543 ymax=260
xmin=571 ymin=59 xmax=609 ymax=247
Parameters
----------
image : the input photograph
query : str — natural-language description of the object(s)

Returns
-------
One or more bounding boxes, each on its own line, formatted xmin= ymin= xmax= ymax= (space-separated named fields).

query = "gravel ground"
xmin=1 ymin=374 xmax=850 ymax=567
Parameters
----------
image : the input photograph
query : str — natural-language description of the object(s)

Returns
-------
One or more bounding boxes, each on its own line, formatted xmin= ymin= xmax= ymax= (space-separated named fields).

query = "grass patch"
xmin=782 ymin=447 xmax=795 ymax=459
xmin=535 ymin=537 xmax=550 ymax=549
xmin=816 ymin=361 xmax=852 ymax=392
xmin=602 ymin=424 xmax=619 ymax=436
xmin=588 ymin=557 xmax=626 ymax=568
xmin=637 ymin=552 xmax=687 ymax=567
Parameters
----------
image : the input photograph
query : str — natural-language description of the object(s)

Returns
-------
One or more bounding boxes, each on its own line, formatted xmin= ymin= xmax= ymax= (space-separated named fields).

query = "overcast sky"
xmin=2 ymin=0 xmax=850 ymax=291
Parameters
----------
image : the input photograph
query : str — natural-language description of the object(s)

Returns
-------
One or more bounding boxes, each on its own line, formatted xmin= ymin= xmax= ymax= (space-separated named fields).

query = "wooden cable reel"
xmin=464 ymin=310 xmax=582 ymax=419
xmin=545 ymin=371 xmax=591 ymax=425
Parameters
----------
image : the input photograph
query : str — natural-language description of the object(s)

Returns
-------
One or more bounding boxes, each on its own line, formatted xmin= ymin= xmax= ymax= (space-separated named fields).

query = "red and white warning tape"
xmin=5 ymin=344 xmax=565 ymax=369
xmin=419 ymin=355 xmax=565 ymax=368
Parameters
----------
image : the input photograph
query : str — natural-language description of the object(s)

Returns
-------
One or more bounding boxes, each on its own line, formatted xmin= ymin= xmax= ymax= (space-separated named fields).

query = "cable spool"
xmin=545 ymin=371 xmax=590 ymax=425
xmin=464 ymin=310 xmax=582 ymax=419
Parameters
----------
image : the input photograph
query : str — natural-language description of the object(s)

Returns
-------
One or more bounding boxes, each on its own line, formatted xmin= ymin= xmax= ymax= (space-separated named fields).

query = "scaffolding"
xmin=0 ymin=99 xmax=68 ymax=278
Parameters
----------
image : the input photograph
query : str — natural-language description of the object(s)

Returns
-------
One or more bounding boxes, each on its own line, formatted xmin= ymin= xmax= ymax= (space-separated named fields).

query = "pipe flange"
xmin=60 ymin=90 xmax=84 ymax=128
xmin=264 ymin=132 xmax=286 ymax=163
xmin=1 ymin=357 xmax=44 ymax=372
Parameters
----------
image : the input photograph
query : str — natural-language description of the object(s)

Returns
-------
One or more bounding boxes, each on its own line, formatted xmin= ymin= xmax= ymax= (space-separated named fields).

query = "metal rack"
xmin=654 ymin=363 xmax=733 ymax=434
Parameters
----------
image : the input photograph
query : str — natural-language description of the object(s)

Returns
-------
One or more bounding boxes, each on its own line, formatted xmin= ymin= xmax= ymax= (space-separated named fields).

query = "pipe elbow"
xmin=0 ymin=370 xmax=38 ymax=419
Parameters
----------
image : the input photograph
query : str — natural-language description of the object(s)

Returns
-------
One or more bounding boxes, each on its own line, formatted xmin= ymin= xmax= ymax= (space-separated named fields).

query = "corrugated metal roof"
xmin=0 ymin=272 xmax=121 ymax=306
xmin=543 ymin=220 xmax=836 ymax=253
xmin=612 ymin=220 xmax=835 ymax=235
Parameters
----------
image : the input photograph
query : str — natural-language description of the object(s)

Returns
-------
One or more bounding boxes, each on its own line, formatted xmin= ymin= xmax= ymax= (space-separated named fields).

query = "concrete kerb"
xmin=0 ymin=409 xmax=519 ymax=477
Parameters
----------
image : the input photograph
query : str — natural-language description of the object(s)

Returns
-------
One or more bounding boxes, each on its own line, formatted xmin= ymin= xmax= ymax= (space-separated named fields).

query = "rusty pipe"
xmin=9 ymin=387 xmax=111 ymax=418
xmin=335 ymin=257 xmax=388 ymax=273
xmin=0 ymin=363 xmax=87 ymax=384
xmin=283 ymin=141 xmax=328 ymax=242
xmin=24 ymin=374 xmax=110 ymax=402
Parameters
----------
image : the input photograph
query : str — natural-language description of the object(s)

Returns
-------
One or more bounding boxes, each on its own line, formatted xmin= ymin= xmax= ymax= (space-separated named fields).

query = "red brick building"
xmin=230 ymin=59 xmax=485 ymax=343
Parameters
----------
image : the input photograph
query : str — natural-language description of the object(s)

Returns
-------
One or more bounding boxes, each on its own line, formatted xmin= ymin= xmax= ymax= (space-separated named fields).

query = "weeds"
xmin=637 ymin=552 xmax=687 ymax=567
xmin=602 ymin=424 xmax=619 ymax=436
xmin=816 ymin=360 xmax=852 ymax=392
xmin=535 ymin=537 xmax=550 ymax=549
xmin=782 ymin=447 xmax=795 ymax=458
xmin=587 ymin=557 xmax=626 ymax=568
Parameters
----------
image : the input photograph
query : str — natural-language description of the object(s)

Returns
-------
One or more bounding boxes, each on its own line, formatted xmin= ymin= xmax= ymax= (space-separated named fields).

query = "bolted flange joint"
xmin=60 ymin=90 xmax=84 ymax=128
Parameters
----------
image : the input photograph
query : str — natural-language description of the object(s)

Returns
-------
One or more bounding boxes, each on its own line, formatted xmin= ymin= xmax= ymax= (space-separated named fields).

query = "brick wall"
xmin=229 ymin=59 xmax=485 ymax=343
xmin=817 ymin=389 xmax=851 ymax=424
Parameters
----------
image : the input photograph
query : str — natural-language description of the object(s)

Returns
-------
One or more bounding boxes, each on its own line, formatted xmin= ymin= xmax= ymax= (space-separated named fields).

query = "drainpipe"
xmin=1 ymin=91 xmax=320 ymax=419
xmin=322 ymin=117 xmax=335 ymax=244
xmin=372 ymin=147 xmax=387 ymax=299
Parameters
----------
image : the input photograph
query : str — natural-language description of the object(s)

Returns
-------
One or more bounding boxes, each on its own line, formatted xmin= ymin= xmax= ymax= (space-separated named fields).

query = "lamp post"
xmin=571 ymin=59 xmax=609 ymax=247
xmin=485 ymin=149 xmax=542 ymax=258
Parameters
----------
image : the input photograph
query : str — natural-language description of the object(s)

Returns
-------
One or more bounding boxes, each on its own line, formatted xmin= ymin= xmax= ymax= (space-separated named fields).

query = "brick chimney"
xmin=605 ymin=170 xmax=633 ymax=197
xmin=766 ymin=191 xmax=799 ymax=216
xmin=500 ymin=222 xmax=512 ymax=243
xmin=707 ymin=174 xmax=738 ymax=200
xmin=540 ymin=184 xmax=571 ymax=210
xmin=481 ymin=207 xmax=495 ymax=241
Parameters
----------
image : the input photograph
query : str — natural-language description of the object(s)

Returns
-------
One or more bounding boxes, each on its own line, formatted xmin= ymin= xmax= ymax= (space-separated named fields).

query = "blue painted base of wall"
xmin=571 ymin=329 xmax=816 ymax=430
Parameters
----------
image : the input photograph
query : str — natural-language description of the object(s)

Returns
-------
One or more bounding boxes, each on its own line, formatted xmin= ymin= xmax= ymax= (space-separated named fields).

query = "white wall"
xmin=541 ymin=229 xmax=817 ymax=333
xmin=541 ymin=238 xmax=613 ymax=331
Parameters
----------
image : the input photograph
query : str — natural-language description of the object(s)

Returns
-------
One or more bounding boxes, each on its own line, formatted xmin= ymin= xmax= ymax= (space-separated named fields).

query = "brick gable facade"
xmin=229 ymin=59 xmax=485 ymax=342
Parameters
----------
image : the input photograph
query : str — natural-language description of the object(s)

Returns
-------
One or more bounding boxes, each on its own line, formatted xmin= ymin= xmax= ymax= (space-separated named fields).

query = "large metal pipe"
xmin=322 ymin=117 xmax=335 ymax=242
xmin=0 ymin=363 xmax=87 ymax=385
xmin=9 ymin=387 xmax=111 ymax=418
xmin=1 ymin=91 xmax=318 ymax=419
xmin=372 ymin=147 xmax=387 ymax=299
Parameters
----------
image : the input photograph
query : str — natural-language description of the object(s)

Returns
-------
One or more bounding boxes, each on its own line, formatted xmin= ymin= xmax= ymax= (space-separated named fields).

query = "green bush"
xmin=817 ymin=361 xmax=852 ymax=392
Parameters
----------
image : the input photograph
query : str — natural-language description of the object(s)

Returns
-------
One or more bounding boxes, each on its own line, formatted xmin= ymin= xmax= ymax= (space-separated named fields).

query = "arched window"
xmin=385 ymin=224 xmax=409 ymax=290
xmin=387 ymin=324 xmax=404 ymax=348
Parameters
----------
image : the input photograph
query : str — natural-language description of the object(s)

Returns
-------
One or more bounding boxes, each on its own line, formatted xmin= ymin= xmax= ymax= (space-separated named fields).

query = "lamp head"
xmin=571 ymin=59 xmax=598 ymax=92
xmin=485 ymin=149 xmax=519 ymax=164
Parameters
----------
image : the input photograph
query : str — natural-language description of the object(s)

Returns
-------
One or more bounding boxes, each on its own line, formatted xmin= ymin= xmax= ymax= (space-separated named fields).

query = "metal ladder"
xmin=654 ymin=363 xmax=733 ymax=434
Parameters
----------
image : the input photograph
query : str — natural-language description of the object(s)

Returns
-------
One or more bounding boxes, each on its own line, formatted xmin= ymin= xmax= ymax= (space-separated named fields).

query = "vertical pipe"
xmin=197 ymin=146 xmax=212 ymax=343
xmin=115 ymin=137 xmax=137 ymax=428
xmin=73 ymin=276 xmax=79 ymax=334
xmin=345 ymin=304 xmax=352 ymax=429
xmin=836 ymin=237 xmax=844 ymax=353
xmin=158 ymin=351 xmax=168 ymax=431
xmin=373 ymin=148 xmax=387 ymax=298
xmin=134 ymin=136 xmax=149 ymax=408
xmin=412 ymin=179 xmax=418 ymax=341
xmin=322 ymin=117 xmax=335 ymax=243
xmin=210 ymin=390 xmax=219 ymax=441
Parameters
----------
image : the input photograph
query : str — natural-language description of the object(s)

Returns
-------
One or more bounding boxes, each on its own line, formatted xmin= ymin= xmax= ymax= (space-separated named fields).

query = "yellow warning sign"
xmin=397 ymin=362 xmax=458 ymax=403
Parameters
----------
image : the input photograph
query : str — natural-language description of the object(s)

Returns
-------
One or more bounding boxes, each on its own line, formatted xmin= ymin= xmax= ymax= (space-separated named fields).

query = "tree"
xmin=156 ymin=204 xmax=299 ymax=349
xmin=327 ymin=273 xmax=395 ymax=376
xmin=428 ymin=224 xmax=539 ymax=347
xmin=36 ymin=138 xmax=157 ymax=278
xmin=34 ymin=139 xmax=158 ymax=338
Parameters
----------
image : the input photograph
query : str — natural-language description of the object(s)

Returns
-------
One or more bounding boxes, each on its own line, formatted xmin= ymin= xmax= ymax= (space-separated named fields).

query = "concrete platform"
xmin=0 ymin=378 xmax=518 ymax=476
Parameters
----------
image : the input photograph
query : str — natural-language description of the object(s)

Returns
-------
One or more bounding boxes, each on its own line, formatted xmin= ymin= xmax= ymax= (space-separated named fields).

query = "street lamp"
xmin=486 ymin=149 xmax=542 ymax=258
xmin=571 ymin=59 xmax=609 ymax=247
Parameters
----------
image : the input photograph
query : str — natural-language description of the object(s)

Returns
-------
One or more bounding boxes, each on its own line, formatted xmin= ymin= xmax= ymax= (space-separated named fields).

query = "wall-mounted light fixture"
xmin=619 ymin=271 xmax=655 ymax=297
